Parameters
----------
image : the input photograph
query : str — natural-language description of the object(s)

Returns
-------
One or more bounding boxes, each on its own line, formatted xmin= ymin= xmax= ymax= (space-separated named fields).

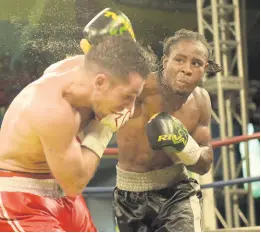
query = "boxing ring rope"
xmin=102 ymin=132 xmax=260 ymax=155
xmin=206 ymin=226 xmax=260 ymax=232
xmin=83 ymin=132 xmax=260 ymax=231
xmin=84 ymin=176 xmax=260 ymax=194
xmin=83 ymin=132 xmax=260 ymax=194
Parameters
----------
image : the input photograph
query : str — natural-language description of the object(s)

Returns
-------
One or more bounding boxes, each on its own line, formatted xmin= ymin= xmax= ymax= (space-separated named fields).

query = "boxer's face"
xmin=92 ymin=72 xmax=144 ymax=118
xmin=162 ymin=40 xmax=209 ymax=96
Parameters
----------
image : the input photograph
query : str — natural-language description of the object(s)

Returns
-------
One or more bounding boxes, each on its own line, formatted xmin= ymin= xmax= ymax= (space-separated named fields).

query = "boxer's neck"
xmin=163 ymin=92 xmax=188 ymax=112
xmin=63 ymin=69 xmax=93 ymax=108
xmin=158 ymin=82 xmax=188 ymax=112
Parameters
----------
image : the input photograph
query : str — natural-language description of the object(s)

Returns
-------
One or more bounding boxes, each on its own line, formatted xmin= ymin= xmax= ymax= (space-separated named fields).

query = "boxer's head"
xmin=160 ymin=29 xmax=222 ymax=97
xmin=86 ymin=35 xmax=156 ymax=118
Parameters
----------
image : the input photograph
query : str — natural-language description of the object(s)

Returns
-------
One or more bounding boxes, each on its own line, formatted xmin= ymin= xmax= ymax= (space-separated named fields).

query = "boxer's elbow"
xmin=62 ymin=178 xmax=89 ymax=197
xmin=62 ymin=167 xmax=96 ymax=197
xmin=186 ymin=155 xmax=213 ymax=175
xmin=196 ymin=163 xmax=211 ymax=175
xmin=64 ymin=189 xmax=82 ymax=197
xmin=187 ymin=164 xmax=211 ymax=175
xmin=191 ymin=147 xmax=213 ymax=175
xmin=54 ymin=149 xmax=100 ymax=197
xmin=57 ymin=167 xmax=93 ymax=197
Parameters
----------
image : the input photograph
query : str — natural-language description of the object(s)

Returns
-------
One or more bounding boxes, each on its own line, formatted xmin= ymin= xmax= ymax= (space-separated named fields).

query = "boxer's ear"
xmin=204 ymin=62 xmax=209 ymax=74
xmin=162 ymin=55 xmax=168 ymax=70
xmin=94 ymin=73 xmax=110 ymax=91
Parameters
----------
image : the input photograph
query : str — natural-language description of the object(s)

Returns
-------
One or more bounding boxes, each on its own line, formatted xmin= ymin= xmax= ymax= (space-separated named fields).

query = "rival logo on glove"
xmin=158 ymin=131 xmax=188 ymax=146
xmin=157 ymin=116 xmax=188 ymax=146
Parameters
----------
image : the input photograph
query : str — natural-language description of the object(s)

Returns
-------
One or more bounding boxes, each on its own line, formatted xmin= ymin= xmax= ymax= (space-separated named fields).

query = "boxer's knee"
xmin=153 ymin=192 xmax=202 ymax=232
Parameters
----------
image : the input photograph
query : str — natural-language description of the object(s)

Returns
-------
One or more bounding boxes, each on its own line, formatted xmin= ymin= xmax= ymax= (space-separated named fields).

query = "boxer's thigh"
xmin=151 ymin=180 xmax=203 ymax=232
xmin=0 ymin=217 xmax=64 ymax=232
xmin=0 ymin=192 xmax=65 ymax=232
xmin=66 ymin=195 xmax=97 ymax=232
xmin=113 ymin=188 xmax=152 ymax=232
xmin=0 ymin=218 xmax=25 ymax=232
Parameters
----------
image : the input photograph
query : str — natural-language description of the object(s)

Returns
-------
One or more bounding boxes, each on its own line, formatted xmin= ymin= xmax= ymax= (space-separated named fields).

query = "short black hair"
xmin=163 ymin=29 xmax=222 ymax=74
xmin=85 ymin=35 xmax=157 ymax=80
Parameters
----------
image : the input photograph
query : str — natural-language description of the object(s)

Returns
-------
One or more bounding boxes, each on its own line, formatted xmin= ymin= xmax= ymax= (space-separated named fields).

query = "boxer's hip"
xmin=0 ymin=170 xmax=64 ymax=198
xmin=113 ymin=178 xmax=202 ymax=232
xmin=116 ymin=163 xmax=190 ymax=192
xmin=0 ymin=170 xmax=96 ymax=232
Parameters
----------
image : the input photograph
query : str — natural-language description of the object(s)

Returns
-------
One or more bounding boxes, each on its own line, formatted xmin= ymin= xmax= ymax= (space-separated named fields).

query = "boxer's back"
xmin=0 ymin=83 xmax=49 ymax=172
xmin=117 ymin=74 xmax=204 ymax=172
xmin=0 ymin=56 xmax=84 ymax=173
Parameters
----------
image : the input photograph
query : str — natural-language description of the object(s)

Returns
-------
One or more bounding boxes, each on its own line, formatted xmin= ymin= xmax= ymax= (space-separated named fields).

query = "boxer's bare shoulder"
xmin=0 ymin=64 xmax=82 ymax=173
xmin=44 ymin=55 xmax=85 ymax=74
xmin=171 ymin=87 xmax=210 ymax=131
xmin=138 ymin=72 xmax=159 ymax=99
xmin=182 ymin=86 xmax=212 ymax=149
xmin=131 ymin=73 xmax=161 ymax=118
xmin=193 ymin=86 xmax=211 ymax=119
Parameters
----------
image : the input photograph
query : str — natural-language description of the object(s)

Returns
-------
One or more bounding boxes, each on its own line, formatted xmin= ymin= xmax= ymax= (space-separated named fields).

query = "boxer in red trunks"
xmin=0 ymin=8 xmax=155 ymax=232
xmin=0 ymin=171 xmax=96 ymax=232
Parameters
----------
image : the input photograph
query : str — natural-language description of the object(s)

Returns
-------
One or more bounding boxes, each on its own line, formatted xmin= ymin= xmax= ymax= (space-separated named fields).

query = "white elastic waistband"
xmin=116 ymin=163 xmax=189 ymax=192
xmin=0 ymin=176 xmax=65 ymax=198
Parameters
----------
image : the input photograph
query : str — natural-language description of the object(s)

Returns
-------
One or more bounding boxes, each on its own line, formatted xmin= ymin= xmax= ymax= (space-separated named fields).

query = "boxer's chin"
xmin=95 ymin=108 xmax=112 ymax=120
xmin=173 ymin=88 xmax=189 ymax=97
xmin=91 ymin=104 xmax=103 ymax=120
xmin=169 ymin=82 xmax=190 ymax=97
xmin=162 ymin=83 xmax=188 ymax=97
xmin=94 ymin=109 xmax=106 ymax=120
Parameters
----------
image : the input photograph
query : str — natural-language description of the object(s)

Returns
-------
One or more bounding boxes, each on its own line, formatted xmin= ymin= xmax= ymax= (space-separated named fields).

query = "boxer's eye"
xmin=192 ymin=59 xmax=203 ymax=67
xmin=124 ymin=95 xmax=132 ymax=100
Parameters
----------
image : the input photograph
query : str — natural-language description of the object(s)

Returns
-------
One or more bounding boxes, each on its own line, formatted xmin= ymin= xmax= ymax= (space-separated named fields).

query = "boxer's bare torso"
xmin=117 ymin=73 xmax=211 ymax=172
xmin=0 ymin=55 xmax=93 ymax=173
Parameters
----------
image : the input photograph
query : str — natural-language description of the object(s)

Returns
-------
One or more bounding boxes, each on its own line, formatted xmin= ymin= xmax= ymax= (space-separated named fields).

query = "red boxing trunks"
xmin=0 ymin=170 xmax=97 ymax=232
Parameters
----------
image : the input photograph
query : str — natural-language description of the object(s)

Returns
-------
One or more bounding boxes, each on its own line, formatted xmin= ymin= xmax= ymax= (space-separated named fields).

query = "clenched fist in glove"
xmin=146 ymin=112 xmax=201 ymax=165
xmin=81 ymin=107 xmax=134 ymax=159
xmin=80 ymin=8 xmax=135 ymax=54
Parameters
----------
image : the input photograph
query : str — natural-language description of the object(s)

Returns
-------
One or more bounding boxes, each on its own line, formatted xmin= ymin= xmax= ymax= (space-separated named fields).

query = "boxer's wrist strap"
xmin=164 ymin=135 xmax=201 ymax=165
xmin=81 ymin=120 xmax=113 ymax=159
xmin=175 ymin=135 xmax=201 ymax=165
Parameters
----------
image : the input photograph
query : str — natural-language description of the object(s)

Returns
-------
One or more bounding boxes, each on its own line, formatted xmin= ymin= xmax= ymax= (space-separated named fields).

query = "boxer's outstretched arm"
xmin=32 ymin=108 xmax=100 ymax=197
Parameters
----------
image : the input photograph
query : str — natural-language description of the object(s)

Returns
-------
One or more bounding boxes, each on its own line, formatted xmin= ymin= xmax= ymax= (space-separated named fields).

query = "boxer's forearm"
xmin=186 ymin=146 xmax=213 ymax=175
xmin=65 ymin=109 xmax=133 ymax=196
xmin=80 ymin=147 xmax=101 ymax=187
xmin=82 ymin=147 xmax=102 ymax=177
xmin=60 ymin=148 xmax=100 ymax=197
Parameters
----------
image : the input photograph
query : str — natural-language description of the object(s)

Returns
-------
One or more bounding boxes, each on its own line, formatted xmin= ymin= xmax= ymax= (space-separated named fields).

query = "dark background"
xmin=0 ymin=0 xmax=259 ymax=230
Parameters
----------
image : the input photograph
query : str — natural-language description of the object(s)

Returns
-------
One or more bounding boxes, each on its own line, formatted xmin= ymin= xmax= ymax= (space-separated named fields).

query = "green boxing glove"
xmin=146 ymin=112 xmax=201 ymax=165
xmin=80 ymin=7 xmax=135 ymax=54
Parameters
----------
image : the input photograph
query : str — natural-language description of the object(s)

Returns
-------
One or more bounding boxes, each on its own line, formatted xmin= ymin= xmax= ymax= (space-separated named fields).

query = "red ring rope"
xmin=103 ymin=132 xmax=260 ymax=156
